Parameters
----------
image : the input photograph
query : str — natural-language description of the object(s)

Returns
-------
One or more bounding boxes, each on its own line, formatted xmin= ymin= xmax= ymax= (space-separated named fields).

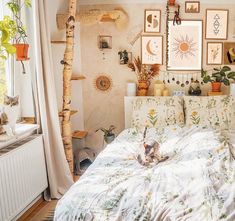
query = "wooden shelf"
xmin=51 ymin=40 xmax=66 ymax=44
xmin=72 ymin=131 xmax=88 ymax=139
xmin=71 ymin=75 xmax=86 ymax=81
xmin=58 ymin=110 xmax=78 ymax=117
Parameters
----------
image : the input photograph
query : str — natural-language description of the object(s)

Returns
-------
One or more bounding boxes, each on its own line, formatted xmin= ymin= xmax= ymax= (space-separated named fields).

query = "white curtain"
xmin=29 ymin=0 xmax=74 ymax=198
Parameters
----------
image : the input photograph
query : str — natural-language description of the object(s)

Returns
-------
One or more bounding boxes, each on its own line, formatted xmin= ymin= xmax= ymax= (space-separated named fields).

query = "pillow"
xmin=184 ymin=95 xmax=235 ymax=129
xmin=131 ymin=97 xmax=184 ymax=129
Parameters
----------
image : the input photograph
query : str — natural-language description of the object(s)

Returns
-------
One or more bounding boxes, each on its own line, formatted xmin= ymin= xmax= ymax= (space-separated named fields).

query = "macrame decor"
xmin=94 ymin=75 xmax=113 ymax=92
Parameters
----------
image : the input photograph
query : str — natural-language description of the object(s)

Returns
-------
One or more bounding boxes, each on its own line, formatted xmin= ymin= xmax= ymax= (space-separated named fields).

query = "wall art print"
xmin=185 ymin=1 xmax=200 ymax=13
xmin=141 ymin=35 xmax=163 ymax=65
xmin=207 ymin=42 xmax=223 ymax=65
xmin=167 ymin=20 xmax=202 ymax=71
xmin=144 ymin=10 xmax=161 ymax=33
xmin=224 ymin=42 xmax=235 ymax=65
xmin=206 ymin=9 xmax=229 ymax=40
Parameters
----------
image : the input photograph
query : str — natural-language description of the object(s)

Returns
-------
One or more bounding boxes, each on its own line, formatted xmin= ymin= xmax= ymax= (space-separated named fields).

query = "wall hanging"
xmin=94 ymin=75 xmax=113 ymax=92
xmin=118 ymin=50 xmax=132 ymax=65
xmin=207 ymin=42 xmax=223 ymax=65
xmin=144 ymin=9 xmax=161 ymax=33
xmin=185 ymin=1 xmax=200 ymax=13
xmin=205 ymin=9 xmax=229 ymax=40
xmin=167 ymin=20 xmax=203 ymax=71
xmin=224 ymin=42 xmax=235 ymax=65
xmin=98 ymin=35 xmax=112 ymax=50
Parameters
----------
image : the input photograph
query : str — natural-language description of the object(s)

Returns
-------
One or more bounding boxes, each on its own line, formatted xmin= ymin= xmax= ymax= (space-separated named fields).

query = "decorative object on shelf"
xmin=167 ymin=20 xmax=202 ymax=71
xmin=98 ymin=35 xmax=112 ymax=49
xmin=230 ymin=83 xmax=235 ymax=95
xmin=141 ymin=35 xmax=163 ymax=65
xmin=126 ymin=82 xmax=136 ymax=96
xmin=144 ymin=9 xmax=161 ymax=33
xmin=185 ymin=1 xmax=200 ymax=13
xmin=154 ymin=80 xmax=165 ymax=96
xmin=163 ymin=88 xmax=170 ymax=96
xmin=128 ymin=56 xmax=160 ymax=96
xmin=95 ymin=125 xmax=116 ymax=144
xmin=173 ymin=10 xmax=181 ymax=25
xmin=94 ymin=75 xmax=112 ymax=92
xmin=202 ymin=66 xmax=235 ymax=92
xmin=168 ymin=0 xmax=176 ymax=6
xmin=205 ymin=9 xmax=229 ymax=40
xmin=224 ymin=42 xmax=235 ymax=65
xmin=173 ymin=90 xmax=185 ymax=96
xmin=188 ymin=80 xmax=201 ymax=96
xmin=118 ymin=50 xmax=132 ymax=65
xmin=207 ymin=42 xmax=223 ymax=65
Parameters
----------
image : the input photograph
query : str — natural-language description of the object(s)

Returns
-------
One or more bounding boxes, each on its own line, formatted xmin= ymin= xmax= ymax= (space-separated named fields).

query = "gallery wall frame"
xmin=206 ymin=42 xmax=223 ymax=65
xmin=141 ymin=35 xmax=163 ymax=65
xmin=167 ymin=20 xmax=203 ymax=71
xmin=205 ymin=9 xmax=229 ymax=40
xmin=185 ymin=1 xmax=200 ymax=13
xmin=144 ymin=9 xmax=161 ymax=33
xmin=224 ymin=42 xmax=235 ymax=65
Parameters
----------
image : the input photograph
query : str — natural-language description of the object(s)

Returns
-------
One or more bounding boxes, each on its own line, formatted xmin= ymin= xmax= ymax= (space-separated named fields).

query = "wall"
xmin=80 ymin=3 xmax=235 ymax=152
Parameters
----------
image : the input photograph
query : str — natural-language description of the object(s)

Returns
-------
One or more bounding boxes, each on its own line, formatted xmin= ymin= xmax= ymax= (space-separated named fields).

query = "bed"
xmin=54 ymin=96 xmax=235 ymax=221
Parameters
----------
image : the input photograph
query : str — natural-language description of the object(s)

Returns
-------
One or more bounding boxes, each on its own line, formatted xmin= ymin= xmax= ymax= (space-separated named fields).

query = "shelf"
xmin=71 ymin=75 xmax=86 ymax=81
xmin=51 ymin=40 xmax=66 ymax=44
xmin=58 ymin=110 xmax=78 ymax=117
xmin=72 ymin=130 xmax=88 ymax=139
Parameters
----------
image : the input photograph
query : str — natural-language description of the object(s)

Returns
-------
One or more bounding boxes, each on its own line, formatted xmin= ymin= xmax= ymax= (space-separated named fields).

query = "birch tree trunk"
xmin=61 ymin=0 xmax=77 ymax=174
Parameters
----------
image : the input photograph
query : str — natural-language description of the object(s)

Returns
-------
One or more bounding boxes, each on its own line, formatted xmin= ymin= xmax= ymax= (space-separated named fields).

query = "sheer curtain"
xmin=27 ymin=0 xmax=74 ymax=198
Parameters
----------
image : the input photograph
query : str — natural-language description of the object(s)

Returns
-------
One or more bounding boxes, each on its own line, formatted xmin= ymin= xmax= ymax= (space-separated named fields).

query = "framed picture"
xmin=185 ymin=1 xmax=200 ymax=13
xmin=167 ymin=20 xmax=202 ymax=71
xmin=207 ymin=42 xmax=223 ymax=65
xmin=144 ymin=9 xmax=161 ymax=33
xmin=118 ymin=50 xmax=132 ymax=65
xmin=98 ymin=35 xmax=112 ymax=49
xmin=141 ymin=35 xmax=163 ymax=65
xmin=205 ymin=9 xmax=229 ymax=40
xmin=224 ymin=42 xmax=235 ymax=65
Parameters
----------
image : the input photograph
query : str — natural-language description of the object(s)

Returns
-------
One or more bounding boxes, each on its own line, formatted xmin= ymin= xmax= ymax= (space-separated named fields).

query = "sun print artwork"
xmin=142 ymin=36 xmax=163 ymax=65
xmin=167 ymin=20 xmax=202 ymax=71
xmin=144 ymin=10 xmax=161 ymax=33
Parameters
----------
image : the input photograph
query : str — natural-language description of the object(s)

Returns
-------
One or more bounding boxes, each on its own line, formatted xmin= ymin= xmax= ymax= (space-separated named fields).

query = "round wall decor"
xmin=94 ymin=75 xmax=112 ymax=92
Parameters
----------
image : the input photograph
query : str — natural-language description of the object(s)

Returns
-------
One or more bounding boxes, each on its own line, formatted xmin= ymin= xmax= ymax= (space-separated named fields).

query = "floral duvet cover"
xmin=54 ymin=126 xmax=235 ymax=221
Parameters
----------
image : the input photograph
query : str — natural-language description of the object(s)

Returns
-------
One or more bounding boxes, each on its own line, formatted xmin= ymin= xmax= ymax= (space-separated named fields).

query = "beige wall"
xmin=80 ymin=3 xmax=235 ymax=152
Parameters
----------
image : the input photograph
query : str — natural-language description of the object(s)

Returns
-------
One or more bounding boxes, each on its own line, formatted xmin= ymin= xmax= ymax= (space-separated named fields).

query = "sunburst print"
xmin=172 ymin=35 xmax=197 ymax=60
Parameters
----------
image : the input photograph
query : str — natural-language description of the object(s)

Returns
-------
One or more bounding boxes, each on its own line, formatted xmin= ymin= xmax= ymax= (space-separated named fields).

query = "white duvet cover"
xmin=54 ymin=126 xmax=235 ymax=221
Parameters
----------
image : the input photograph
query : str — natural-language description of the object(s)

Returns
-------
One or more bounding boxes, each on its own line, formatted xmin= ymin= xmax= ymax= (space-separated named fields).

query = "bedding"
xmin=184 ymin=95 xmax=235 ymax=129
xmin=131 ymin=97 xmax=184 ymax=129
xmin=54 ymin=126 xmax=235 ymax=221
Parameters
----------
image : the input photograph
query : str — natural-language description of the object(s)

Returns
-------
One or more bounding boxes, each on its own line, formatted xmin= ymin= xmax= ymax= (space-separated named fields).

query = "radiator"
xmin=0 ymin=135 xmax=48 ymax=221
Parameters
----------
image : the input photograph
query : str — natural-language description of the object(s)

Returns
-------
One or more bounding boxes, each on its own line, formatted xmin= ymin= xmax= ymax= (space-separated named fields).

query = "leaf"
xmin=223 ymin=78 xmax=230 ymax=86
xmin=227 ymin=72 xmax=235 ymax=78
xmin=221 ymin=66 xmax=231 ymax=72
xmin=24 ymin=0 xmax=32 ymax=7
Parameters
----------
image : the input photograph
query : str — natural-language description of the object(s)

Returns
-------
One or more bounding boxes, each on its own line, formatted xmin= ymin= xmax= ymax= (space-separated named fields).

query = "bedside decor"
xmin=207 ymin=42 xmax=223 ymax=65
xmin=205 ymin=9 xmax=229 ymax=40
xmin=185 ymin=1 xmax=200 ymax=13
xmin=95 ymin=125 xmax=116 ymax=144
xmin=202 ymin=66 xmax=235 ymax=92
xmin=128 ymin=56 xmax=160 ymax=96
xmin=224 ymin=42 xmax=235 ymax=65
xmin=141 ymin=35 xmax=163 ymax=65
xmin=144 ymin=9 xmax=161 ymax=33
xmin=167 ymin=20 xmax=203 ymax=71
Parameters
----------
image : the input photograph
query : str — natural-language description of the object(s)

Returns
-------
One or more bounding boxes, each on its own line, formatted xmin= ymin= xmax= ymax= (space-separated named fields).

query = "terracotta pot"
xmin=168 ymin=0 xmax=176 ymax=6
xmin=13 ymin=44 xmax=30 ymax=61
xmin=137 ymin=81 xmax=149 ymax=96
xmin=211 ymin=82 xmax=222 ymax=92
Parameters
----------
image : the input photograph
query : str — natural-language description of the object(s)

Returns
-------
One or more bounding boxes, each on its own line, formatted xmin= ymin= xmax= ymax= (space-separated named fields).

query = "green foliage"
xmin=201 ymin=66 xmax=235 ymax=86
xmin=96 ymin=125 xmax=116 ymax=137
xmin=6 ymin=0 xmax=31 ymax=43
xmin=0 ymin=16 xmax=17 ymax=60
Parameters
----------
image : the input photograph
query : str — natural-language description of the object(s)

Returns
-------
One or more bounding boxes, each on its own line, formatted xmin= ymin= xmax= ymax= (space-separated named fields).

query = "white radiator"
xmin=0 ymin=135 xmax=48 ymax=221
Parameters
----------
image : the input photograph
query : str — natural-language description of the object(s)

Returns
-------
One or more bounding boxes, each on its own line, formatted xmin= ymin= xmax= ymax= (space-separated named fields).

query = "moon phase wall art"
xmin=144 ymin=9 xmax=161 ymax=33
xmin=141 ymin=35 xmax=163 ymax=65
xmin=167 ymin=20 xmax=203 ymax=71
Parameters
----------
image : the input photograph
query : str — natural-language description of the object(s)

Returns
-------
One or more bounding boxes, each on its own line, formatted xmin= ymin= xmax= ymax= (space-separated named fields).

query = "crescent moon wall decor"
xmin=94 ymin=75 xmax=113 ymax=92
xmin=141 ymin=35 xmax=163 ymax=65
xmin=144 ymin=9 xmax=161 ymax=33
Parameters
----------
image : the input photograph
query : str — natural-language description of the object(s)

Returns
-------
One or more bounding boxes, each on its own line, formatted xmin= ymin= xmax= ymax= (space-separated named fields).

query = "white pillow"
xmin=184 ymin=95 xmax=235 ymax=129
xmin=131 ymin=97 xmax=185 ymax=129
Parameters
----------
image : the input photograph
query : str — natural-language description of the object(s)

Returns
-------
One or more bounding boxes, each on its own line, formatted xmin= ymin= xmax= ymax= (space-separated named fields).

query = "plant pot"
xmin=137 ymin=80 xmax=149 ymax=96
xmin=13 ymin=44 xmax=30 ymax=61
xmin=211 ymin=82 xmax=222 ymax=92
xmin=168 ymin=0 xmax=176 ymax=6
xmin=104 ymin=134 xmax=115 ymax=144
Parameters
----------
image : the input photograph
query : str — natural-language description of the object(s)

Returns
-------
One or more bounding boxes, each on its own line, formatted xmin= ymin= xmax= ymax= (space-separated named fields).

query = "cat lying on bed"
xmin=137 ymin=127 xmax=169 ymax=167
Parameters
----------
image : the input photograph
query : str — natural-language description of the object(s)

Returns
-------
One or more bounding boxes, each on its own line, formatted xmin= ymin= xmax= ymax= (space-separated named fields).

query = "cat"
xmin=137 ymin=127 xmax=169 ymax=167
xmin=1 ymin=95 xmax=20 ymax=136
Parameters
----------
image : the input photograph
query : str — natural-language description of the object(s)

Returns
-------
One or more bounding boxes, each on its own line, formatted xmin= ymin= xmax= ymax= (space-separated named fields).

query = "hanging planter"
xmin=13 ymin=43 xmax=30 ymax=61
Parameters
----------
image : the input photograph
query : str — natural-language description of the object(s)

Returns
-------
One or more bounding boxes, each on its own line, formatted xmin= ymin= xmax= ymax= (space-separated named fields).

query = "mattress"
xmin=54 ymin=126 xmax=235 ymax=221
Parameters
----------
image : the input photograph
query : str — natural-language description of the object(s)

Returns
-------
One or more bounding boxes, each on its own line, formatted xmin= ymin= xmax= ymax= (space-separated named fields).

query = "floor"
xmin=18 ymin=175 xmax=80 ymax=221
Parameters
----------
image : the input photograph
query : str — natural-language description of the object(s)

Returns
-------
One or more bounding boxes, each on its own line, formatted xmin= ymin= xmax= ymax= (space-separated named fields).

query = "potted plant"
xmin=7 ymin=0 xmax=31 ymax=61
xmin=0 ymin=16 xmax=17 ymax=60
xmin=96 ymin=125 xmax=116 ymax=144
xmin=202 ymin=66 xmax=235 ymax=92
xmin=128 ymin=56 xmax=160 ymax=96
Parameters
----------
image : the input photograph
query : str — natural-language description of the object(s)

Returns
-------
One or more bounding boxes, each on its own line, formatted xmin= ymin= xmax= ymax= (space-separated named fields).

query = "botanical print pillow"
xmin=184 ymin=95 xmax=235 ymax=129
xmin=131 ymin=97 xmax=184 ymax=129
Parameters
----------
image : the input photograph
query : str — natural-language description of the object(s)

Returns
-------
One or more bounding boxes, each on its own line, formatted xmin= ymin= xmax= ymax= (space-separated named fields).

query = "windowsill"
xmin=0 ymin=124 xmax=40 ymax=150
